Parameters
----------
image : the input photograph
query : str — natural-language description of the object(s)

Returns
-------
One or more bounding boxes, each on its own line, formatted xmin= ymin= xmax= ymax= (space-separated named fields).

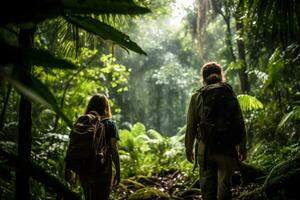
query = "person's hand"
xmin=238 ymin=148 xmax=247 ymax=162
xmin=64 ymin=169 xmax=73 ymax=183
xmin=113 ymin=171 xmax=120 ymax=187
xmin=186 ymin=148 xmax=194 ymax=163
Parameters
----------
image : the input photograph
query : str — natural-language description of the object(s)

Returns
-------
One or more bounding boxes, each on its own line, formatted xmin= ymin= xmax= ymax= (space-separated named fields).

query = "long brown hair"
xmin=85 ymin=93 xmax=112 ymax=119
xmin=201 ymin=62 xmax=224 ymax=85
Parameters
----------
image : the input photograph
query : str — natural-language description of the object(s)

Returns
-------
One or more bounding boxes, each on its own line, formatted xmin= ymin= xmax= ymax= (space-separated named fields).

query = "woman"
xmin=66 ymin=93 xmax=120 ymax=200
xmin=185 ymin=62 xmax=247 ymax=200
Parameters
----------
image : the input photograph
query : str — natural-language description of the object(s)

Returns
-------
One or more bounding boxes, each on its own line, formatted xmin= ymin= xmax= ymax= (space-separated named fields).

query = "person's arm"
xmin=185 ymin=93 xmax=198 ymax=163
xmin=236 ymin=103 xmax=247 ymax=161
xmin=64 ymin=154 xmax=75 ymax=185
xmin=111 ymin=138 xmax=120 ymax=186
xmin=64 ymin=159 xmax=72 ymax=182
xmin=237 ymin=137 xmax=247 ymax=161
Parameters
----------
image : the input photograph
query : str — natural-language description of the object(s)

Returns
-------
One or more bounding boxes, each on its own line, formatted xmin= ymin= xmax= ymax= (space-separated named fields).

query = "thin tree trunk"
xmin=235 ymin=10 xmax=250 ymax=93
xmin=0 ymin=84 xmax=12 ymax=130
xmin=211 ymin=0 xmax=236 ymax=62
xmin=1 ymin=149 xmax=80 ymax=200
xmin=155 ymin=85 xmax=162 ymax=132
xmin=15 ymin=28 xmax=35 ymax=200
xmin=52 ymin=67 xmax=84 ymax=130
xmin=223 ymin=17 xmax=236 ymax=62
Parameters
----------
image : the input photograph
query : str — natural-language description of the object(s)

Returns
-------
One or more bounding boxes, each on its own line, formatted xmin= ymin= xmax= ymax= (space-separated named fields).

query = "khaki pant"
xmin=199 ymin=148 xmax=236 ymax=200
xmin=79 ymin=161 xmax=112 ymax=200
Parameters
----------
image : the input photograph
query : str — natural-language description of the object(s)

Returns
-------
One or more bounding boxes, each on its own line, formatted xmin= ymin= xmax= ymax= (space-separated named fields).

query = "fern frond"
xmin=237 ymin=94 xmax=264 ymax=111
xmin=278 ymin=106 xmax=300 ymax=128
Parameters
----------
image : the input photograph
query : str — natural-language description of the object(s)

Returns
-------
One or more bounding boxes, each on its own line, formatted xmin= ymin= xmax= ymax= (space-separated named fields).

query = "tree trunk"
xmin=223 ymin=16 xmax=236 ymax=62
xmin=15 ymin=28 xmax=35 ymax=200
xmin=0 ymin=149 xmax=80 ymax=200
xmin=155 ymin=85 xmax=162 ymax=132
xmin=236 ymin=22 xmax=250 ymax=93
xmin=235 ymin=2 xmax=250 ymax=93
xmin=0 ymin=84 xmax=12 ymax=130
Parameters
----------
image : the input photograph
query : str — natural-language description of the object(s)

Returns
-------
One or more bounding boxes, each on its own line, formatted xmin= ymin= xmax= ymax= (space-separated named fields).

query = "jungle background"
xmin=0 ymin=0 xmax=299 ymax=199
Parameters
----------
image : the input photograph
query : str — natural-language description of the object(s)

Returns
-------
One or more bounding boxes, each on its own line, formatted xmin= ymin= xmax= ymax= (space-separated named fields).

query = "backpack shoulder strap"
xmin=94 ymin=117 xmax=112 ymax=153
xmin=88 ymin=111 xmax=100 ymax=116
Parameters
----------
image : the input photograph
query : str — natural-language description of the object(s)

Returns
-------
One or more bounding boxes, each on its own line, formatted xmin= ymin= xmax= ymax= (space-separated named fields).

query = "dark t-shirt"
xmin=102 ymin=119 xmax=119 ymax=142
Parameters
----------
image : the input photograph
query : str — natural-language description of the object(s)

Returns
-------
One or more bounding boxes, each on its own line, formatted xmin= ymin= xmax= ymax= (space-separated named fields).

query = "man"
xmin=185 ymin=62 xmax=247 ymax=200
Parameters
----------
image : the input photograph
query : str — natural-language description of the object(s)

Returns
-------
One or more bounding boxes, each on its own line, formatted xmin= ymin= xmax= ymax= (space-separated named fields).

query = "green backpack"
xmin=65 ymin=111 xmax=109 ymax=175
xmin=198 ymin=82 xmax=245 ymax=148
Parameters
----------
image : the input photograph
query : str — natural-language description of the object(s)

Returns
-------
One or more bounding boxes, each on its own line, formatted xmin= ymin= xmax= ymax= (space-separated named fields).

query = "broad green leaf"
xmin=63 ymin=0 xmax=151 ymax=15
xmin=278 ymin=106 xmax=300 ymax=128
xmin=0 ymin=39 xmax=77 ymax=69
xmin=266 ymin=48 xmax=286 ymax=87
xmin=0 ymin=72 xmax=73 ymax=128
xmin=28 ymin=49 xmax=78 ymax=69
xmin=65 ymin=15 xmax=147 ymax=55
xmin=237 ymin=94 xmax=264 ymax=111
xmin=0 ymin=0 xmax=150 ymax=25
xmin=130 ymin=122 xmax=146 ymax=137
xmin=147 ymin=129 xmax=164 ymax=141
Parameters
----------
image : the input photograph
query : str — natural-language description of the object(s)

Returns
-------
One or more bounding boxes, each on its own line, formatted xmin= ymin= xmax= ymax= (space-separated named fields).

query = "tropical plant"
xmin=237 ymin=94 xmax=263 ymax=112
xmin=242 ymin=0 xmax=300 ymax=47
xmin=1 ymin=0 xmax=149 ymax=125
xmin=119 ymin=122 xmax=192 ymax=178
xmin=0 ymin=0 xmax=150 ymax=198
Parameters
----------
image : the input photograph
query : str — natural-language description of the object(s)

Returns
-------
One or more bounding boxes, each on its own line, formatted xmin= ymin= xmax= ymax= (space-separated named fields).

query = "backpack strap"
xmin=192 ymin=88 xmax=205 ymax=171
xmin=196 ymin=88 xmax=204 ymax=140
xmin=95 ymin=117 xmax=112 ymax=156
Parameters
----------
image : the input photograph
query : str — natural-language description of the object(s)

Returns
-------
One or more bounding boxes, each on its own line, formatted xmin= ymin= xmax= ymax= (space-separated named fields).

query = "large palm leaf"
xmin=0 ymin=0 xmax=150 ymax=25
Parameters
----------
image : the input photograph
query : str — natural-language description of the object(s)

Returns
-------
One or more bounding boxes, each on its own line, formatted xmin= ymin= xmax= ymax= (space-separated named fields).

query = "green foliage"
xmin=113 ymin=8 xmax=200 ymax=134
xmin=1 ymin=0 xmax=300 ymax=198
xmin=128 ymin=187 xmax=170 ymax=200
xmin=243 ymin=0 xmax=300 ymax=46
xmin=152 ymin=62 xmax=198 ymax=90
xmin=248 ymin=141 xmax=300 ymax=171
xmin=265 ymin=48 xmax=286 ymax=88
xmin=119 ymin=122 xmax=193 ymax=178
xmin=65 ymin=15 xmax=147 ymax=55
xmin=1 ymin=72 xmax=73 ymax=127
xmin=1 ymin=0 xmax=150 ymax=25
xmin=34 ymin=52 xmax=130 ymax=128
xmin=245 ymin=44 xmax=300 ymax=149
xmin=237 ymin=94 xmax=263 ymax=112
xmin=278 ymin=106 xmax=300 ymax=129
xmin=0 ymin=0 xmax=149 ymax=130
xmin=0 ymin=38 xmax=77 ymax=69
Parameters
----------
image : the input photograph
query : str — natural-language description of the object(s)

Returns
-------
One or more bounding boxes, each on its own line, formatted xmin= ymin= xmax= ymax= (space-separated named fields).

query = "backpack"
xmin=65 ymin=111 xmax=109 ymax=175
xmin=198 ymin=82 xmax=244 ymax=148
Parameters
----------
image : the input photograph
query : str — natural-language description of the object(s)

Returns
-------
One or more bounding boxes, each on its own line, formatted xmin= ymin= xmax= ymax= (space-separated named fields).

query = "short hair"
xmin=85 ymin=93 xmax=112 ymax=118
xmin=201 ymin=62 xmax=223 ymax=85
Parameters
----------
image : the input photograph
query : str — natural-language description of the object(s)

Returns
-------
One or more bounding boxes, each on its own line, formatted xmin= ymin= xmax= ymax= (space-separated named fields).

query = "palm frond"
xmin=265 ymin=48 xmax=286 ymax=87
xmin=55 ymin=18 xmax=78 ymax=58
xmin=63 ymin=0 xmax=151 ymax=16
xmin=0 ymin=72 xmax=73 ymax=128
xmin=249 ymin=69 xmax=268 ymax=84
xmin=0 ymin=37 xmax=77 ymax=69
xmin=278 ymin=106 xmax=300 ymax=128
xmin=0 ymin=0 xmax=150 ymax=26
xmin=237 ymin=94 xmax=264 ymax=111
xmin=65 ymin=15 xmax=147 ymax=55
xmin=244 ymin=0 xmax=299 ymax=45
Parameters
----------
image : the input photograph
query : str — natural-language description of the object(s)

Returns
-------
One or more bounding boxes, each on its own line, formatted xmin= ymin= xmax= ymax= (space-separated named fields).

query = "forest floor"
xmin=112 ymin=168 xmax=263 ymax=200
